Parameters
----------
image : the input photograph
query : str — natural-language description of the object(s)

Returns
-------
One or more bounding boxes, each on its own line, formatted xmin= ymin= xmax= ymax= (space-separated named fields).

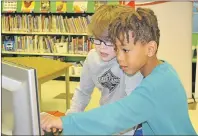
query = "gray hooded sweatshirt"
xmin=67 ymin=49 xmax=143 ymax=113
xmin=67 ymin=49 xmax=143 ymax=134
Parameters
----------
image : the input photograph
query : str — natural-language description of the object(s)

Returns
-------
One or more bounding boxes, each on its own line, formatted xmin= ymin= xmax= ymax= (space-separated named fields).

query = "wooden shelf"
xmin=2 ymin=31 xmax=88 ymax=36
xmin=2 ymin=51 xmax=87 ymax=57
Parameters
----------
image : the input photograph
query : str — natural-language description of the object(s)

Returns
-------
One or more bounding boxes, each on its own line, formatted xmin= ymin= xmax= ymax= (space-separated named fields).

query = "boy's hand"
xmin=40 ymin=112 xmax=63 ymax=133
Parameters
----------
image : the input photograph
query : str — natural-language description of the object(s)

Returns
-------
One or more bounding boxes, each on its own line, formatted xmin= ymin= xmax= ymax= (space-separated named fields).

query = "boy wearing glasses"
xmin=65 ymin=5 xmax=143 ymax=135
xmin=40 ymin=5 xmax=142 ymax=135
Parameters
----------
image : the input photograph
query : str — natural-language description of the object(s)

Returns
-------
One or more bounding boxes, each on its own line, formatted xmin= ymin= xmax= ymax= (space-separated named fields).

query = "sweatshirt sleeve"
xmin=61 ymin=85 xmax=155 ymax=135
xmin=66 ymin=58 xmax=95 ymax=114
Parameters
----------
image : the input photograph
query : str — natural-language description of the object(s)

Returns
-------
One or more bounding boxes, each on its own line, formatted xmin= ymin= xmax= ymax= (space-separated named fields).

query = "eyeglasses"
xmin=89 ymin=38 xmax=113 ymax=46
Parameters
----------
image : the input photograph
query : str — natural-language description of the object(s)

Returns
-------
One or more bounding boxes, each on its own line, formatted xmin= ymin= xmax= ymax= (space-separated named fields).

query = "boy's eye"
xmin=122 ymin=49 xmax=130 ymax=53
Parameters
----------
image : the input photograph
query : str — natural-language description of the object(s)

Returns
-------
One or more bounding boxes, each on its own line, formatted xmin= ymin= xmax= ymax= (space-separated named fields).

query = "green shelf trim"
xmin=192 ymin=58 xmax=197 ymax=63
xmin=17 ymin=1 xmax=22 ymax=12
xmin=67 ymin=1 xmax=74 ymax=13
xmin=50 ymin=1 xmax=56 ymax=13
xmin=87 ymin=1 xmax=95 ymax=13
xmin=34 ymin=1 xmax=41 ymax=13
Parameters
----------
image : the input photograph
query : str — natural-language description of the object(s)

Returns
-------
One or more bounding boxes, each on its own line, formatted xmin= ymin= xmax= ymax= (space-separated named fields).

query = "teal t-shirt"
xmin=61 ymin=61 xmax=196 ymax=135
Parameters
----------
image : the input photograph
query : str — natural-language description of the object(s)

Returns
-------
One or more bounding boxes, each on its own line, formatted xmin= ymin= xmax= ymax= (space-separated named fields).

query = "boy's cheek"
xmin=100 ymin=52 xmax=116 ymax=62
xmin=95 ymin=45 xmax=116 ymax=61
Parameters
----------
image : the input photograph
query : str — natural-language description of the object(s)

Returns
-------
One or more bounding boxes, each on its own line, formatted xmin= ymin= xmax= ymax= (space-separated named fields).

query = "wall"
xmin=136 ymin=2 xmax=193 ymax=98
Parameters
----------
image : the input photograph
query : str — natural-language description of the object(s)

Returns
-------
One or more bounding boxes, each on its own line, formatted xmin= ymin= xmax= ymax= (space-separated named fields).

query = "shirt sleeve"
xmin=61 ymin=85 xmax=155 ymax=135
xmin=66 ymin=58 xmax=95 ymax=114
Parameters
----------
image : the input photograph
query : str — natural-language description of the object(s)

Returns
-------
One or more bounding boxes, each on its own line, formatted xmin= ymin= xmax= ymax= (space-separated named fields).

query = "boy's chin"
xmin=123 ymin=70 xmax=137 ymax=76
xmin=100 ymin=56 xmax=115 ymax=62
xmin=100 ymin=58 xmax=112 ymax=62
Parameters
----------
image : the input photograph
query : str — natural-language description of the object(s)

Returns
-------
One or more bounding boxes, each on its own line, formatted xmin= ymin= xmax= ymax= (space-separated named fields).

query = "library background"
xmin=1 ymin=0 xmax=198 ymax=134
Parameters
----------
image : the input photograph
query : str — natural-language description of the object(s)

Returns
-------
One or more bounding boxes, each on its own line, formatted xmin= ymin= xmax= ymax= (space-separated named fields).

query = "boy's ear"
xmin=147 ymin=41 xmax=157 ymax=57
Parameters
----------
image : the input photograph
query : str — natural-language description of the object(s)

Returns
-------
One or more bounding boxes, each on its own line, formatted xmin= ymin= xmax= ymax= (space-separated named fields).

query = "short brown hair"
xmin=88 ymin=5 xmax=135 ymax=41
xmin=109 ymin=7 xmax=160 ymax=47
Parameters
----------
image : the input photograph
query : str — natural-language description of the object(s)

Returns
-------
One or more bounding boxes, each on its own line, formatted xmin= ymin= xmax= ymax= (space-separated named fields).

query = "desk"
xmin=3 ymin=57 xmax=72 ymax=112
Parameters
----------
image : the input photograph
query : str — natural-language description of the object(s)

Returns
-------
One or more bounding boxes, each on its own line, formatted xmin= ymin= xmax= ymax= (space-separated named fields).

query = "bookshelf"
xmin=1 ymin=12 xmax=94 ymax=55
xmin=1 ymin=1 xmax=96 ymax=78
xmin=1 ymin=1 xmax=134 ymax=77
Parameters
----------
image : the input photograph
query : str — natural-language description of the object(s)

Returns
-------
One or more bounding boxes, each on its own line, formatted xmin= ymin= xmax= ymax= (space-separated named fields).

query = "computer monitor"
xmin=2 ymin=61 xmax=41 ymax=135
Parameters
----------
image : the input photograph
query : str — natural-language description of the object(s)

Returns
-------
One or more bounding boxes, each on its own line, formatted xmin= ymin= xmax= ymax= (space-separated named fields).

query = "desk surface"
xmin=3 ymin=57 xmax=72 ymax=80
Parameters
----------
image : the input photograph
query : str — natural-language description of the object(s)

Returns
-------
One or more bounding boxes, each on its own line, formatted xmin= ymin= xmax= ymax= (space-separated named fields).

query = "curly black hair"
xmin=108 ymin=7 xmax=160 ymax=48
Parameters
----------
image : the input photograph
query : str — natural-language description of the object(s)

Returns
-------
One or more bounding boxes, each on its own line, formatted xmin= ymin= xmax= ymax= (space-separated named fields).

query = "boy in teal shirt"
xmin=40 ymin=7 xmax=196 ymax=135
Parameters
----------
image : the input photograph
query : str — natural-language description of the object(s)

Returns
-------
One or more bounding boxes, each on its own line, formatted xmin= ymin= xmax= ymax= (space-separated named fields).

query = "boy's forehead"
xmin=96 ymin=29 xmax=110 ymax=41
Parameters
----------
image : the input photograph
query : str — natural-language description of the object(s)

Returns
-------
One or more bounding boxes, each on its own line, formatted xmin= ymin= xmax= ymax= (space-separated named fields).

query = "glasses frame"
xmin=89 ymin=37 xmax=113 ymax=47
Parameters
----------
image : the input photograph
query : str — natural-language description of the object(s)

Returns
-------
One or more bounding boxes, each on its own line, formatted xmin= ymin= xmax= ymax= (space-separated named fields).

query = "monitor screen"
xmin=2 ymin=61 xmax=41 ymax=135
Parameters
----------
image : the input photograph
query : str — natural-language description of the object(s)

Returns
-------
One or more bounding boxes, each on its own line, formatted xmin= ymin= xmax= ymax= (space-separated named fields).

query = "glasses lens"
xmin=105 ymin=42 xmax=113 ymax=46
xmin=90 ymin=38 xmax=113 ymax=46
xmin=93 ymin=39 xmax=101 ymax=45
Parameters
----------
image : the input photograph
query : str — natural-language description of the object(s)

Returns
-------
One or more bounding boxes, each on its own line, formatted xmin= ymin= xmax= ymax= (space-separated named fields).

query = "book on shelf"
xmin=40 ymin=0 xmax=50 ymax=12
xmin=2 ymin=1 xmax=17 ymax=12
xmin=21 ymin=0 xmax=35 ymax=13
xmin=73 ymin=1 xmax=88 ymax=13
xmin=1 ymin=14 xmax=90 ymax=34
xmin=56 ymin=1 xmax=67 ymax=13
xmin=3 ymin=36 xmax=15 ymax=51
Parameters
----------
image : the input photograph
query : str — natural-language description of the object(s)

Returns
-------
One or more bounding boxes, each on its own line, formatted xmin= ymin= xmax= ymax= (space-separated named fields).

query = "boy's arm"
xmin=61 ymin=85 xmax=155 ymax=135
xmin=66 ymin=59 xmax=95 ymax=114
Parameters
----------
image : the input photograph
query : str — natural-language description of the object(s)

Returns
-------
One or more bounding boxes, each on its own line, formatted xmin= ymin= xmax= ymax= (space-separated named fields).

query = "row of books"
xmin=2 ymin=14 xmax=91 ymax=33
xmin=2 ymin=35 xmax=94 ymax=55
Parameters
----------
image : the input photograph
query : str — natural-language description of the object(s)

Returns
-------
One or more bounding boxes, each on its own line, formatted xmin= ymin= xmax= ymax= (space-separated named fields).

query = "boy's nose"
xmin=100 ymin=42 xmax=107 ymax=49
